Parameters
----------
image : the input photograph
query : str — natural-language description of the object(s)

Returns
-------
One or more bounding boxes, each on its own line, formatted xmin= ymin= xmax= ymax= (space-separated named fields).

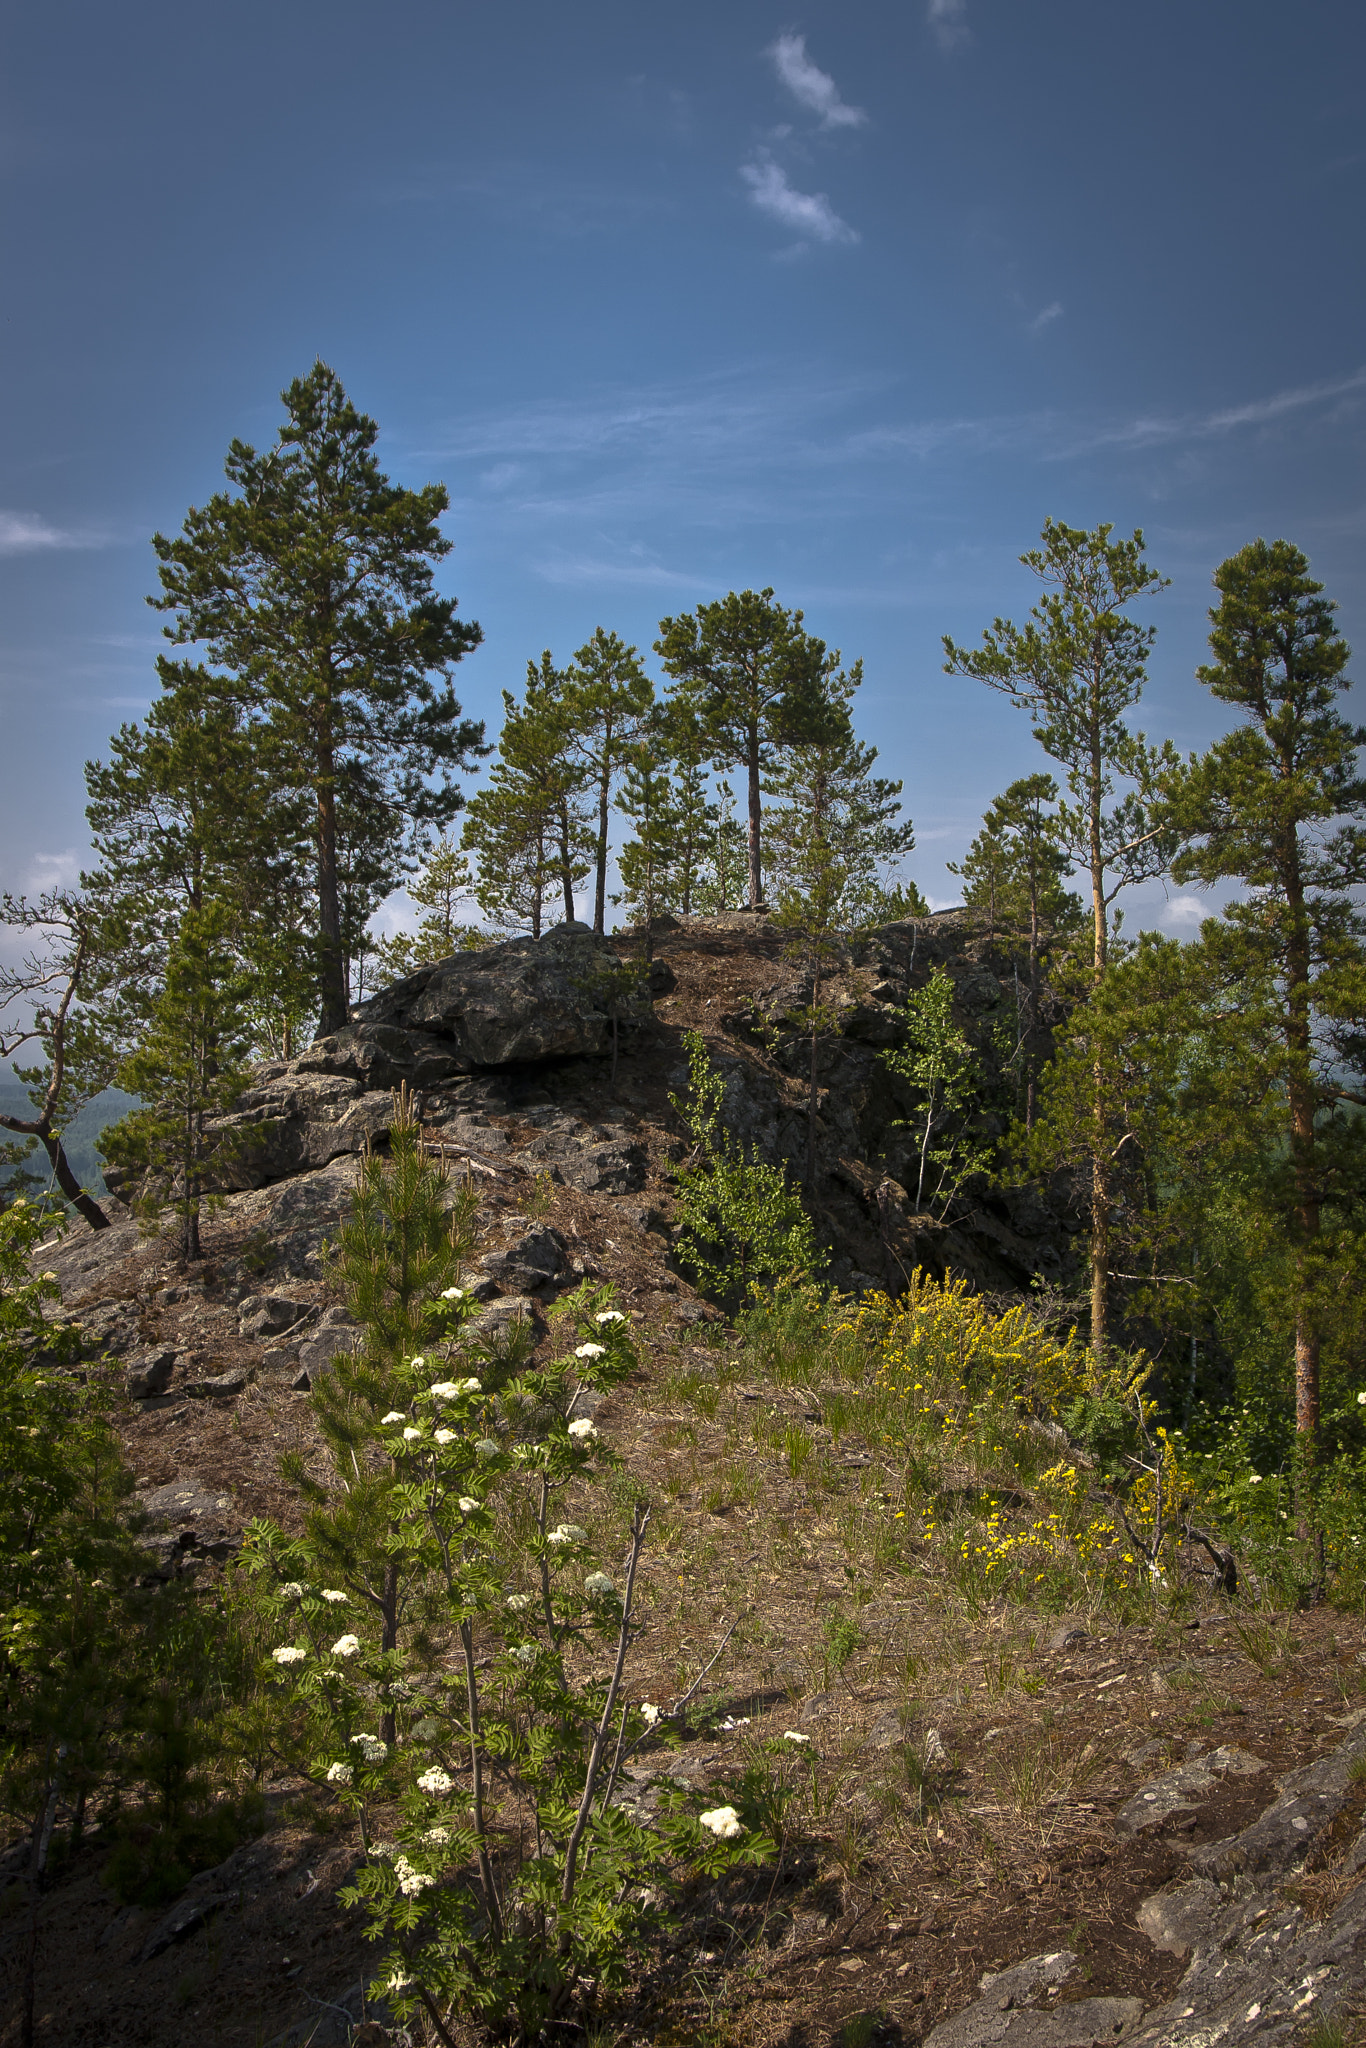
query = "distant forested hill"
xmin=0 ymin=1079 xmax=138 ymax=1200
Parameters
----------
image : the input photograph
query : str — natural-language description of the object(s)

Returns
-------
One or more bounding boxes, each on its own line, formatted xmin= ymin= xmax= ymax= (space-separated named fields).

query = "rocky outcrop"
xmin=93 ymin=910 xmax=1081 ymax=1304
xmin=148 ymin=925 xmax=656 ymax=1197
xmin=352 ymin=923 xmax=651 ymax=1064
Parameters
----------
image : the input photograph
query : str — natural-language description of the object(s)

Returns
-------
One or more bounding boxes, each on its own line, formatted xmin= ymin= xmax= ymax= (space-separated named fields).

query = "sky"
xmin=1 ymin=0 xmax=1363 ymax=939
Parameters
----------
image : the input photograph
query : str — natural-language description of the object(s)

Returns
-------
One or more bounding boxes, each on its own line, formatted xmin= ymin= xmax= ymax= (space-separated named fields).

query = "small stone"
xmin=189 ymin=1366 xmax=250 ymax=1399
xmin=126 ymin=1347 xmax=177 ymax=1399
xmin=238 ymin=1293 xmax=312 ymax=1340
xmin=1136 ymin=1878 xmax=1221 ymax=1956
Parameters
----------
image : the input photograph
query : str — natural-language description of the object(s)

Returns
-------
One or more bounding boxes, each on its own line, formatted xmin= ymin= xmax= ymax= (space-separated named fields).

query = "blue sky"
xmin=2 ymin=0 xmax=1363 ymax=936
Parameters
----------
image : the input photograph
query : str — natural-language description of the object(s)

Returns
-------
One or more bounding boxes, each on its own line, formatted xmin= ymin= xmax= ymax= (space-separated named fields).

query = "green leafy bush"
xmin=670 ymin=1030 xmax=821 ymax=1310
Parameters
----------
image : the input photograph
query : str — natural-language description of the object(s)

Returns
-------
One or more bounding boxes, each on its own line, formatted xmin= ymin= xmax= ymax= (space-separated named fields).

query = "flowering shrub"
xmin=244 ymin=1095 xmax=767 ymax=2041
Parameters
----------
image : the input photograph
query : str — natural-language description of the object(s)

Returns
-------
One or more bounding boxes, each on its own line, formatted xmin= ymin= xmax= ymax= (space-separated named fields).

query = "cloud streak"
xmin=1029 ymin=301 xmax=1064 ymax=333
xmin=0 ymin=511 xmax=101 ymax=555
xmin=768 ymin=34 xmax=867 ymax=128
xmin=927 ymin=0 xmax=971 ymax=53
xmin=741 ymin=153 xmax=858 ymax=245
xmin=1057 ymin=363 xmax=1366 ymax=457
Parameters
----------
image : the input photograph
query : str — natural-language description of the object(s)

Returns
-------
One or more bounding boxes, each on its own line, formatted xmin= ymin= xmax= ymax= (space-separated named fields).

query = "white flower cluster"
xmin=506 ymin=1592 xmax=533 ymax=1611
xmin=568 ymin=1417 xmax=598 ymax=1441
xmin=326 ymin=1761 xmax=353 ymax=1785
xmin=425 ymin=1824 xmax=453 ymax=1845
xmin=575 ymin=1342 xmax=606 ymax=1360
xmin=321 ymin=1588 xmax=348 ymax=1604
xmin=457 ymin=1495 xmax=479 ymax=1513
xmin=583 ymin=1571 xmax=617 ymax=1599
xmin=699 ymin=1805 xmax=744 ymax=1839
xmin=782 ymin=1730 xmax=811 ymax=1745
xmin=417 ymin=1767 xmax=453 ymax=1795
xmin=350 ymin=1732 xmax=388 ymax=1762
xmin=394 ymin=1855 xmax=435 ymax=1896
xmin=474 ymin=1437 xmax=500 ymax=1459
xmin=440 ymin=1286 xmax=466 ymax=1301
xmin=594 ymin=1310 xmax=627 ymax=1326
xmin=402 ymin=1427 xmax=422 ymax=1442
xmin=380 ymin=1410 xmax=406 ymax=1425
xmin=719 ymin=1716 xmax=750 ymax=1731
xmin=272 ymin=1645 xmax=307 ymax=1665
xmin=546 ymin=1523 xmax=586 ymax=1548
xmin=429 ymin=1380 xmax=461 ymax=1399
xmin=640 ymin=1702 xmax=661 ymax=1727
xmin=509 ymin=1645 xmax=536 ymax=1666
xmin=279 ymin=1581 xmax=305 ymax=1599
xmin=410 ymin=1355 xmax=426 ymax=1370
xmin=331 ymin=1633 xmax=361 ymax=1658
xmin=435 ymin=1429 xmax=456 ymax=1445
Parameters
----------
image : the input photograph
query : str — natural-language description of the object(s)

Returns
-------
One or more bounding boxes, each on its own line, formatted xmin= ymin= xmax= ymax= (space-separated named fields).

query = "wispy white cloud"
xmin=1029 ymin=301 xmax=1064 ymax=333
xmin=927 ymin=0 xmax=971 ymax=54
xmin=532 ymin=550 xmax=702 ymax=591
xmin=1057 ymin=363 xmax=1366 ymax=457
xmin=740 ymin=152 xmax=859 ymax=245
xmin=0 ymin=511 xmax=102 ymax=556
xmin=768 ymin=33 xmax=867 ymax=129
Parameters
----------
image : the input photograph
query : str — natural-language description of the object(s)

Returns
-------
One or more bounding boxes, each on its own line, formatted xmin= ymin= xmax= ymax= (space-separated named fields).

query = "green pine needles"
xmin=244 ymin=1093 xmax=767 ymax=2042
xmin=669 ymin=1029 xmax=821 ymax=1309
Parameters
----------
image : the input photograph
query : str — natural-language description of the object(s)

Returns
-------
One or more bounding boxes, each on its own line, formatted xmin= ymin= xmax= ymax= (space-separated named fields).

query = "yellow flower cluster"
xmin=863 ymin=1273 xmax=1087 ymax=1417
xmin=955 ymin=1479 xmax=1140 ymax=1595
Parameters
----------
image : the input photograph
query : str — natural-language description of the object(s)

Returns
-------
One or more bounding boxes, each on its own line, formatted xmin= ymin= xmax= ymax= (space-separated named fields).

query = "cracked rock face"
xmin=1114 ymin=1745 xmax=1266 ymax=1836
xmin=938 ymin=1721 xmax=1366 ymax=2048
xmin=352 ymin=925 xmax=650 ymax=1067
xmin=925 ymin=1952 xmax=1143 ymax=2048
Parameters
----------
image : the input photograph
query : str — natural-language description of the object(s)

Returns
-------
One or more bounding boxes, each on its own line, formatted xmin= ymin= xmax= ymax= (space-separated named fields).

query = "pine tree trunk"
xmin=746 ymin=731 xmax=763 ymax=910
xmin=315 ymin=744 xmax=348 ymax=1035
xmin=183 ymin=1098 xmax=201 ymax=1262
xmin=1090 ymin=1106 xmax=1109 ymax=1355
xmin=1089 ymin=712 xmax=1109 ymax=1354
xmin=1026 ymin=873 xmax=1041 ymax=1131
xmin=380 ymin=1561 xmax=399 ymax=1744
xmin=594 ymin=770 xmax=609 ymax=935
xmin=558 ymin=809 xmax=577 ymax=924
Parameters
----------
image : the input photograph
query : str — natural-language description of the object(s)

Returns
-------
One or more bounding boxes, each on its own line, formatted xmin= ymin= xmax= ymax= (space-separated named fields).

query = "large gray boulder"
xmin=350 ymin=926 xmax=651 ymax=1067
xmin=191 ymin=929 xmax=651 ymax=1194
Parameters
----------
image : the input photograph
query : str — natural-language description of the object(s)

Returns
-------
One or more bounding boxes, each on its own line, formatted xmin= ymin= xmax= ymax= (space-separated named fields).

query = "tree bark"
xmin=315 ymin=745 xmax=348 ymax=1035
xmin=1090 ymin=1090 xmax=1109 ymax=1355
xmin=594 ymin=768 xmax=609 ymax=935
xmin=746 ymin=729 xmax=763 ymax=910
xmin=28 ymin=1130 xmax=110 ymax=1231
xmin=380 ymin=1559 xmax=399 ymax=1745
xmin=1089 ymin=684 xmax=1109 ymax=1353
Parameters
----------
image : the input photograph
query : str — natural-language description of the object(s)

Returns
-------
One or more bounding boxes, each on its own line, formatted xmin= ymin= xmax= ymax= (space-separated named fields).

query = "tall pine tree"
xmin=1160 ymin=539 xmax=1365 ymax=1462
xmin=148 ymin=362 xmax=486 ymax=1034
xmin=656 ymin=589 xmax=842 ymax=911
xmin=944 ymin=521 xmax=1173 ymax=1350
xmin=565 ymin=629 xmax=654 ymax=935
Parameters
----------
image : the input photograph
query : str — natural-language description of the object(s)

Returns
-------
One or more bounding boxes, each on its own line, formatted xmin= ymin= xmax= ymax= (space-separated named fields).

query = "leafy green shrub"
xmin=670 ymin=1030 xmax=821 ymax=1310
